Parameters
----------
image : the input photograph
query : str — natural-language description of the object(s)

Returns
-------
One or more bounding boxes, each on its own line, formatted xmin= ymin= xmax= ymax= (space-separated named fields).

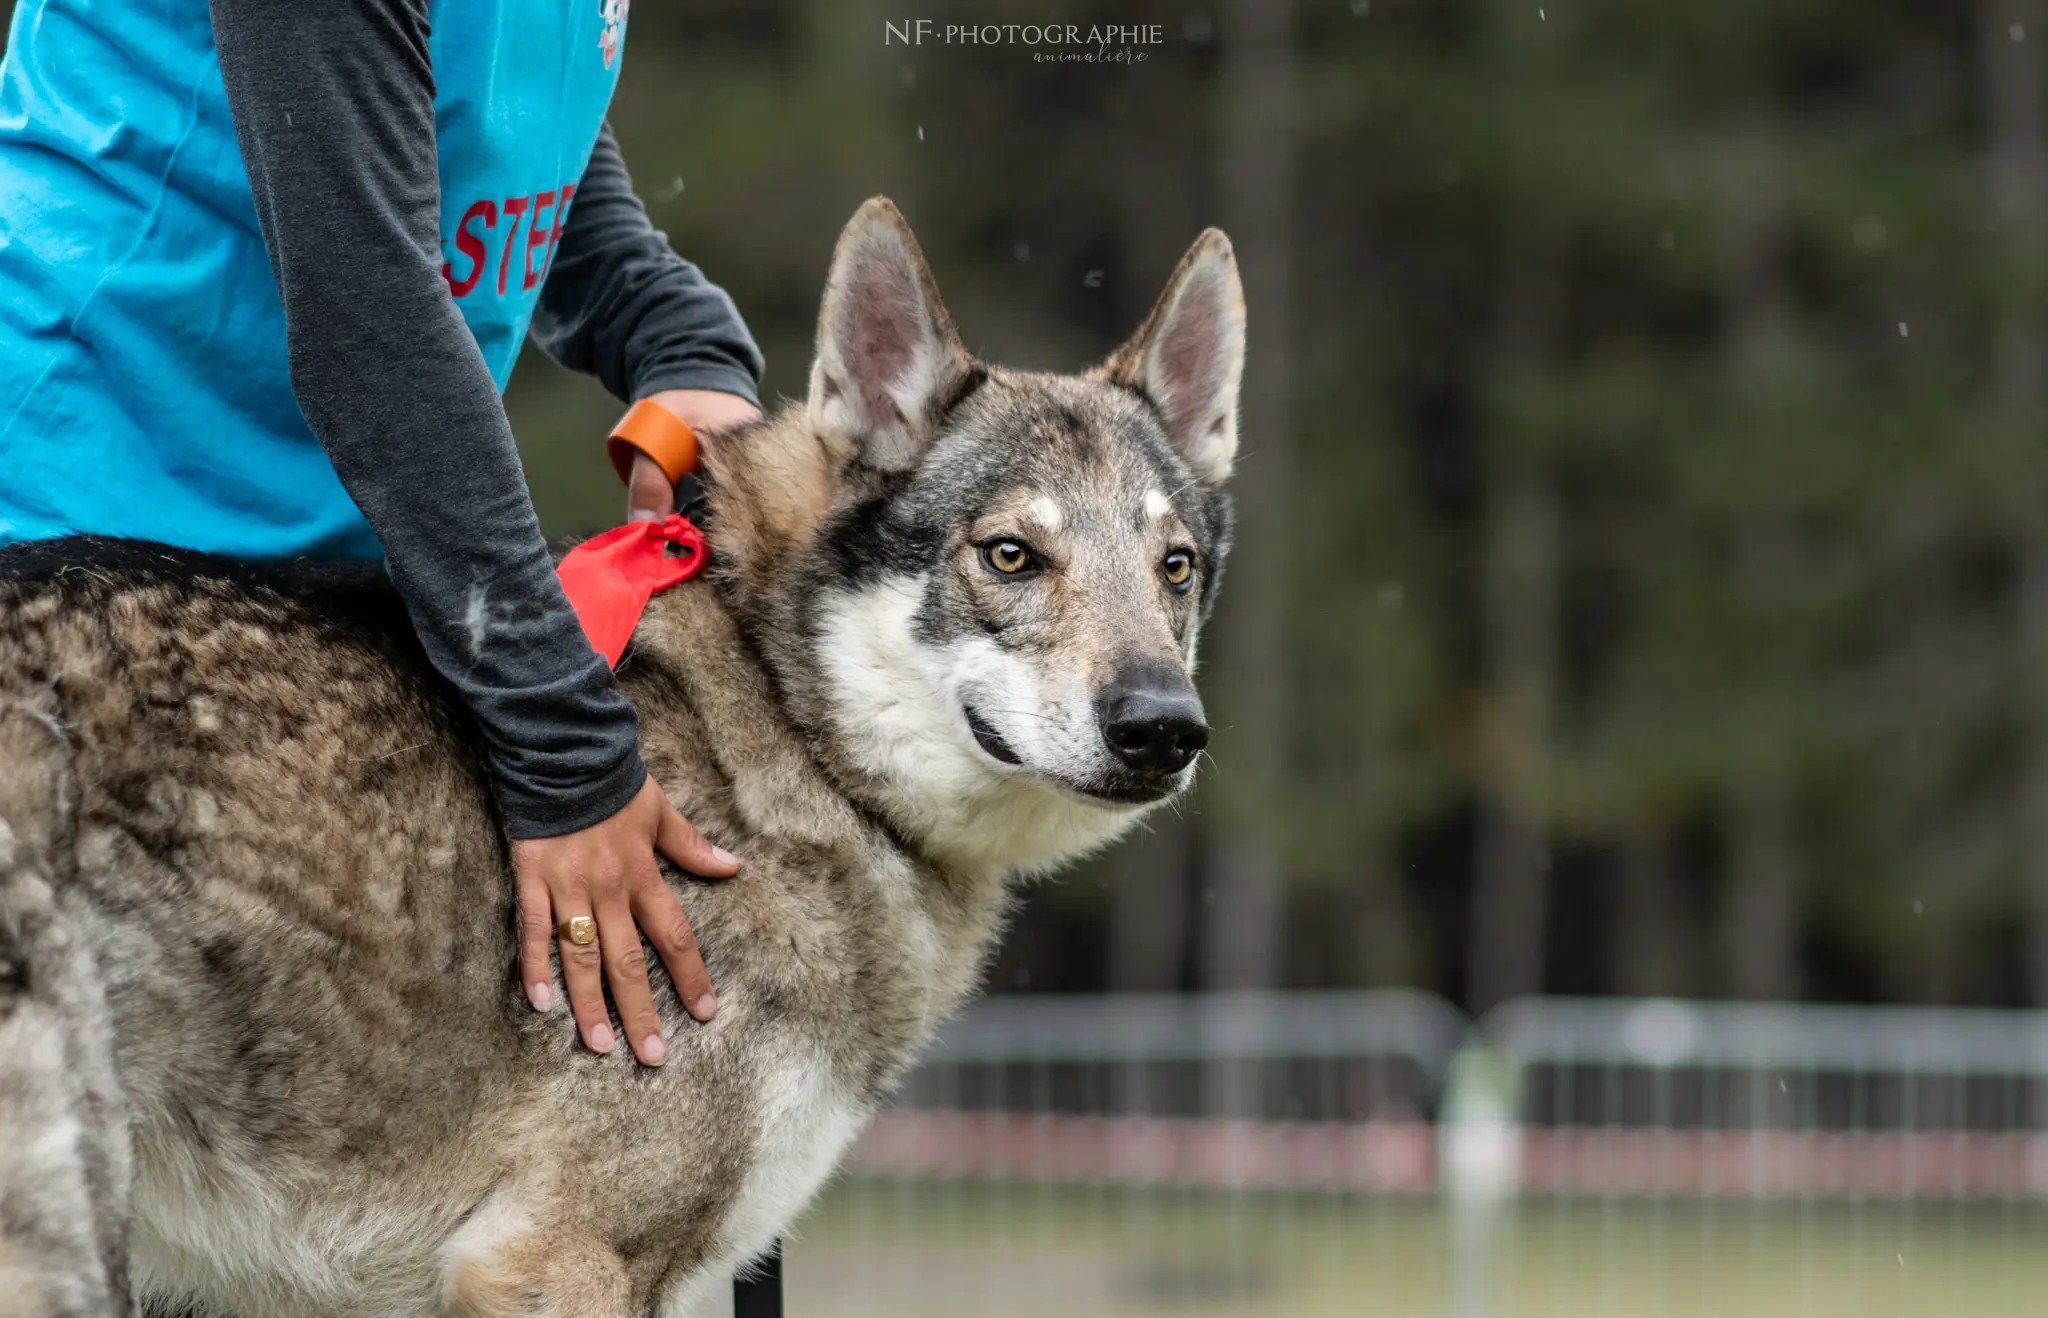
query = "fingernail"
xmin=642 ymin=1034 xmax=667 ymax=1065
xmin=693 ymin=993 xmax=718 ymax=1021
xmin=711 ymin=846 xmax=739 ymax=868
xmin=589 ymin=1023 xmax=615 ymax=1053
xmin=527 ymin=982 xmax=553 ymax=1011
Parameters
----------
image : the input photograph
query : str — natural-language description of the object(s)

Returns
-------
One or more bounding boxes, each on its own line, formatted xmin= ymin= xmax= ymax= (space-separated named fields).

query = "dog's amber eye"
xmin=983 ymin=540 xmax=1036 ymax=575
xmin=1162 ymin=550 xmax=1195 ymax=589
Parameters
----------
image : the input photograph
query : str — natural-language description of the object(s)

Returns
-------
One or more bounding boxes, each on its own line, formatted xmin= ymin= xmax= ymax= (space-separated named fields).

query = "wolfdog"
xmin=0 ymin=198 xmax=1242 ymax=1317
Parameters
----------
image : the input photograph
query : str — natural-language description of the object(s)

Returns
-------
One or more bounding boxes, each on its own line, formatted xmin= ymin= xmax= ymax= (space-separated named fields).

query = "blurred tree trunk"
xmin=1983 ymin=0 xmax=2048 ymax=1007
xmin=1354 ymin=840 xmax=1413 ymax=987
xmin=1199 ymin=0 xmax=1294 ymax=1121
xmin=1717 ymin=153 xmax=1803 ymax=1001
xmin=1199 ymin=0 xmax=1294 ymax=996
xmin=1723 ymin=746 xmax=1800 ymax=998
xmin=1612 ymin=828 xmax=1690 ymax=997
xmin=1108 ymin=818 xmax=1192 ymax=991
xmin=1467 ymin=255 xmax=1561 ymax=1014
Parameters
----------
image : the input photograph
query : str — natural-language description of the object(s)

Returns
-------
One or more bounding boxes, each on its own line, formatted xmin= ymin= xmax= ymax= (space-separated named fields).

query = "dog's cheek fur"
xmin=810 ymin=571 xmax=1143 ymax=877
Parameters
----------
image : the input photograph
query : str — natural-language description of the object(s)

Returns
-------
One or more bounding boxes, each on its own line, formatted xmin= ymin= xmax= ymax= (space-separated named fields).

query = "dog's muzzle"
xmin=1098 ymin=683 xmax=1209 ymax=776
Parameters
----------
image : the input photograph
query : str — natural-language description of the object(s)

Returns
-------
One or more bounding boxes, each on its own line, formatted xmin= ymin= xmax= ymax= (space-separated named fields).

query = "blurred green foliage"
xmin=10 ymin=0 xmax=2046 ymax=1006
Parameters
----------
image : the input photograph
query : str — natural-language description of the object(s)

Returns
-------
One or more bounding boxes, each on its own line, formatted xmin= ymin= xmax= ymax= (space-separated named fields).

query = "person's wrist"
xmin=642 ymin=388 xmax=762 ymax=442
xmin=497 ymin=750 xmax=649 ymax=841
xmin=608 ymin=398 xmax=698 ymax=487
xmin=617 ymin=390 xmax=763 ymax=522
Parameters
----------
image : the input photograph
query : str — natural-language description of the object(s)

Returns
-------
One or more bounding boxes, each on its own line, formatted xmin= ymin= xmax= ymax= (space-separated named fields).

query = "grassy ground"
xmin=782 ymin=1180 xmax=2048 ymax=1318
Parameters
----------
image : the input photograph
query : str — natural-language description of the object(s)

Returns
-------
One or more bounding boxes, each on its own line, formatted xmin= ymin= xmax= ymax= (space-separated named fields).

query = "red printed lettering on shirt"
xmin=523 ymin=190 xmax=556 ymax=291
xmin=442 ymin=199 xmax=497 ymax=298
xmin=542 ymin=183 xmax=576 ymax=282
xmin=496 ymin=195 xmax=532 ymax=297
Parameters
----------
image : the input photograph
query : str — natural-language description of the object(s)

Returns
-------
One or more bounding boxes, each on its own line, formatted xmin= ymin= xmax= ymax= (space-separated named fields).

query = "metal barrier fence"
xmin=777 ymin=994 xmax=2048 ymax=1317
xmin=849 ymin=990 xmax=1465 ymax=1193
xmin=1466 ymin=996 xmax=2048 ymax=1200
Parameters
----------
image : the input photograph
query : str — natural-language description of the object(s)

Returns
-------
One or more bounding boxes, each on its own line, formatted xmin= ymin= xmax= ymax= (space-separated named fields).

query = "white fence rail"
xmin=849 ymin=990 xmax=1463 ymax=1193
xmin=845 ymin=992 xmax=2048 ymax=1201
xmin=801 ymin=994 xmax=2048 ymax=1316
xmin=1474 ymin=996 xmax=2048 ymax=1200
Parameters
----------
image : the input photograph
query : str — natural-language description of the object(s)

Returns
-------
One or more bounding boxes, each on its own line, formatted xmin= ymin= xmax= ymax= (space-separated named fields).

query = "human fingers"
xmin=653 ymin=794 xmax=740 ymax=879
xmin=626 ymin=451 xmax=673 ymax=524
xmin=515 ymin=860 xmax=556 ymax=1012
xmin=552 ymin=876 xmax=614 ymax=1055
xmin=596 ymin=879 xmax=668 ymax=1066
xmin=633 ymin=869 xmax=716 ymax=1023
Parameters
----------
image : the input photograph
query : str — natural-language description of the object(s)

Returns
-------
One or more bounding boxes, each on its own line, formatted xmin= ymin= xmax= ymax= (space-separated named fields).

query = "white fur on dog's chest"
xmin=660 ymin=1043 xmax=870 ymax=1316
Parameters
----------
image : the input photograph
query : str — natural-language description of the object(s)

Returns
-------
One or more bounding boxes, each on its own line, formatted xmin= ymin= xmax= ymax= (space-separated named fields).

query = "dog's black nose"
xmin=1101 ymin=688 xmax=1210 ymax=774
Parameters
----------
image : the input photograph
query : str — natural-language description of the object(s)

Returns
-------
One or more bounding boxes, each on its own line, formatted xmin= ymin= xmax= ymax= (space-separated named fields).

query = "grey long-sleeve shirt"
xmin=208 ymin=0 xmax=762 ymax=838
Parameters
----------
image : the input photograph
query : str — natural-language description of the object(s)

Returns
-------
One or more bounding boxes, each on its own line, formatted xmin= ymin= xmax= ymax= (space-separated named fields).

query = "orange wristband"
xmin=606 ymin=399 xmax=700 ymax=486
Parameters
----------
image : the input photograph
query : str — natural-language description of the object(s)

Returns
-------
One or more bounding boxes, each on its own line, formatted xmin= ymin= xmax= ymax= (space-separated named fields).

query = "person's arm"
xmin=531 ymin=126 xmax=766 ymax=520
xmin=532 ymin=124 xmax=764 ymax=408
xmin=208 ymin=0 xmax=733 ymax=1064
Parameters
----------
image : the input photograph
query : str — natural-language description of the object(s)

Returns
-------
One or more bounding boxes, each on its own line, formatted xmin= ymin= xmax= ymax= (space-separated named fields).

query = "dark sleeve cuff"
xmin=632 ymin=358 xmax=764 ymax=409
xmin=494 ymin=742 xmax=649 ymax=840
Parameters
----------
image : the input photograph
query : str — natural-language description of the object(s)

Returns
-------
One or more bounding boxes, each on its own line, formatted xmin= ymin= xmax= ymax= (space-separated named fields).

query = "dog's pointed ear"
xmin=1098 ymin=229 xmax=1245 ymax=486
xmin=807 ymin=198 xmax=973 ymax=472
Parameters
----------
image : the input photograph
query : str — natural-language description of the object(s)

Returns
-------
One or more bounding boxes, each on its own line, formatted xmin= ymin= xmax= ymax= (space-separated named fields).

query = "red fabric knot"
xmin=555 ymin=513 xmax=707 ymax=668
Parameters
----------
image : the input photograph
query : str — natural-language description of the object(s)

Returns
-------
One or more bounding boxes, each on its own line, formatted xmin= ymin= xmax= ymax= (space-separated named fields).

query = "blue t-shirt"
xmin=0 ymin=0 xmax=631 ymax=558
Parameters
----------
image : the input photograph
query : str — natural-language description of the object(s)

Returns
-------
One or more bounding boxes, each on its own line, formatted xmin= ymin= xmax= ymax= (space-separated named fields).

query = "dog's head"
xmin=708 ymin=198 xmax=1241 ymax=876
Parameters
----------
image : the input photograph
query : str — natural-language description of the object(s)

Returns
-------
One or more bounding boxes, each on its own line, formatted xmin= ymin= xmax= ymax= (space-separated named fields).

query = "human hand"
xmin=513 ymin=775 xmax=741 ymax=1065
xmin=624 ymin=389 xmax=763 ymax=523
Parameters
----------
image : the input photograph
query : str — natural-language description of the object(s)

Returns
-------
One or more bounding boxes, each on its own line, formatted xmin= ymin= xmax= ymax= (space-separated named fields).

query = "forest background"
xmin=11 ymin=0 xmax=2044 ymax=1013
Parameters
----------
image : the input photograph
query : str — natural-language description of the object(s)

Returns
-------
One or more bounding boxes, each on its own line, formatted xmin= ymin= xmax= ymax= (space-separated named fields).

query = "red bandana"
xmin=554 ymin=514 xmax=706 ymax=668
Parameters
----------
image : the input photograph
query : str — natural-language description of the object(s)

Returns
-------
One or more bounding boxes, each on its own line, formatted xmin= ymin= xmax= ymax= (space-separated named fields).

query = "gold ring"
xmin=561 ymin=915 xmax=597 ymax=947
